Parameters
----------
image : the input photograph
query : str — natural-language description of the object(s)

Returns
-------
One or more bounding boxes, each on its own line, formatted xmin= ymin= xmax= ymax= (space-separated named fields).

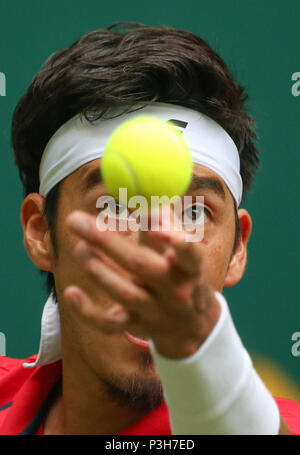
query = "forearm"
xmin=149 ymin=291 xmax=283 ymax=435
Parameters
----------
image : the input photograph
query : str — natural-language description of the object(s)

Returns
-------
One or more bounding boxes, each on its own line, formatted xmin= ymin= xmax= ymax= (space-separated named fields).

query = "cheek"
xmin=53 ymin=213 xmax=135 ymax=300
xmin=203 ymin=234 xmax=234 ymax=290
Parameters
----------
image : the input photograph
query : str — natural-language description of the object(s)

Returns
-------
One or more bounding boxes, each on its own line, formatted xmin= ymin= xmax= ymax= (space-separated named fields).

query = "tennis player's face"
xmin=52 ymin=159 xmax=247 ymax=412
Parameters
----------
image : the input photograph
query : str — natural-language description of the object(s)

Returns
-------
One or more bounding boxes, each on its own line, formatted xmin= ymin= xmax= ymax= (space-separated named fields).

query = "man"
xmin=1 ymin=22 xmax=299 ymax=435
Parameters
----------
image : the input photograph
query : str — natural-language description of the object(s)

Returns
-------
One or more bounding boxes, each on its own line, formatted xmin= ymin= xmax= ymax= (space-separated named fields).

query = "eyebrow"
xmin=82 ymin=168 xmax=226 ymax=201
xmin=82 ymin=168 xmax=103 ymax=192
xmin=187 ymin=175 xmax=226 ymax=201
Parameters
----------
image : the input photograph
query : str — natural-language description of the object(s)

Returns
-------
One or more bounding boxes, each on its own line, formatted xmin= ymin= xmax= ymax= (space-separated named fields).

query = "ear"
xmin=20 ymin=193 xmax=54 ymax=272
xmin=223 ymin=208 xmax=252 ymax=287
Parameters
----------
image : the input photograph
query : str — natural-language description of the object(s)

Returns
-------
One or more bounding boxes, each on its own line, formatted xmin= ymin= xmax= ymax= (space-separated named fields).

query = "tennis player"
xmin=1 ymin=22 xmax=299 ymax=435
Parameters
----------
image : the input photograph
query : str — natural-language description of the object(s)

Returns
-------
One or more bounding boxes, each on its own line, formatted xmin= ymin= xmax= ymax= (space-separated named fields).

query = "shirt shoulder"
xmin=0 ymin=354 xmax=38 ymax=405
xmin=275 ymin=397 xmax=300 ymax=435
xmin=0 ymin=355 xmax=37 ymax=374
xmin=0 ymin=356 xmax=61 ymax=434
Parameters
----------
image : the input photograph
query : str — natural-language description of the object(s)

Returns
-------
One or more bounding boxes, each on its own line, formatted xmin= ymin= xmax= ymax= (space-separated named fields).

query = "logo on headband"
xmin=166 ymin=119 xmax=188 ymax=134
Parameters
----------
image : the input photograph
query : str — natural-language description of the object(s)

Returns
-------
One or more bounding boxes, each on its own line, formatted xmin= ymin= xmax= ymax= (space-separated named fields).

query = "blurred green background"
xmin=0 ymin=0 xmax=299 ymax=398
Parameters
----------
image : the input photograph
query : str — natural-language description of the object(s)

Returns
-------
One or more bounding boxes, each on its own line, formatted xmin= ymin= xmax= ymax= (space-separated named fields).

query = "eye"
xmin=105 ymin=200 xmax=129 ymax=219
xmin=182 ymin=203 xmax=209 ymax=224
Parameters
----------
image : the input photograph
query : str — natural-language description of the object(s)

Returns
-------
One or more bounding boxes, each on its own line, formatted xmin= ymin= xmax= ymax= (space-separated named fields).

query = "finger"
xmin=139 ymin=228 xmax=172 ymax=254
xmin=73 ymin=241 xmax=155 ymax=314
xmin=165 ymin=233 xmax=203 ymax=277
xmin=139 ymin=203 xmax=181 ymax=253
xmin=141 ymin=204 xmax=203 ymax=278
xmin=64 ymin=285 xmax=130 ymax=334
xmin=68 ymin=211 xmax=170 ymax=283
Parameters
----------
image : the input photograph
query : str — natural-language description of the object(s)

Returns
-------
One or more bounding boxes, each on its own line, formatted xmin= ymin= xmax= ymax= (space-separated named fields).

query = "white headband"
xmin=39 ymin=102 xmax=243 ymax=206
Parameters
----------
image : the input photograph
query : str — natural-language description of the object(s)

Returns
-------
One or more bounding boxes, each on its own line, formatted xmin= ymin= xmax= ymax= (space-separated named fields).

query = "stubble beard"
xmin=99 ymin=350 xmax=165 ymax=414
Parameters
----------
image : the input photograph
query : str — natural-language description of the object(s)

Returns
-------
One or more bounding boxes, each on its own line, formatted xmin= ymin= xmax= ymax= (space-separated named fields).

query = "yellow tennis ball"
xmin=101 ymin=115 xmax=193 ymax=207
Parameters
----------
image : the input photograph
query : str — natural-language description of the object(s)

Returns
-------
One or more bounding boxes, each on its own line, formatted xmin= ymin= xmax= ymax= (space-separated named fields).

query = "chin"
xmin=93 ymin=349 xmax=164 ymax=413
xmin=101 ymin=369 xmax=164 ymax=413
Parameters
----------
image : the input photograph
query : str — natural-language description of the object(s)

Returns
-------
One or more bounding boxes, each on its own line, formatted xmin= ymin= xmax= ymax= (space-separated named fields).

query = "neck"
xmin=44 ymin=353 xmax=151 ymax=435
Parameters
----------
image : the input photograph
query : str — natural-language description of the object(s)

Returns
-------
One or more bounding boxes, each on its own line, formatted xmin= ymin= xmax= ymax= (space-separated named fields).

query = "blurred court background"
xmin=0 ymin=0 xmax=299 ymax=400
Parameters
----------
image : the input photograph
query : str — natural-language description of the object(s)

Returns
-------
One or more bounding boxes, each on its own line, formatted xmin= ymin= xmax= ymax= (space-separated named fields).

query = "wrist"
xmin=149 ymin=291 xmax=280 ymax=435
xmin=152 ymin=288 xmax=221 ymax=359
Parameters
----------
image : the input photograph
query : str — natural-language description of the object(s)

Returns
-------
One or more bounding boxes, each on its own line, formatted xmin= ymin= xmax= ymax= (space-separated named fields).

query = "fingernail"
xmin=154 ymin=230 xmax=172 ymax=241
xmin=74 ymin=242 xmax=91 ymax=260
xmin=68 ymin=293 xmax=82 ymax=309
xmin=70 ymin=215 xmax=90 ymax=234
xmin=107 ymin=306 xmax=128 ymax=320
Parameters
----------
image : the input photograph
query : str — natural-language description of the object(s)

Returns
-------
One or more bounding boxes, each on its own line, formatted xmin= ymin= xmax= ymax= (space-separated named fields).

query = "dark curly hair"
xmin=11 ymin=22 xmax=259 ymax=297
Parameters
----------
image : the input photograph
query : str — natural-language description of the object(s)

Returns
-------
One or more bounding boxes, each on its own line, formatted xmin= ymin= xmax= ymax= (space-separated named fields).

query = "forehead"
xmin=192 ymin=164 xmax=229 ymax=195
xmin=65 ymin=159 xmax=233 ymax=204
